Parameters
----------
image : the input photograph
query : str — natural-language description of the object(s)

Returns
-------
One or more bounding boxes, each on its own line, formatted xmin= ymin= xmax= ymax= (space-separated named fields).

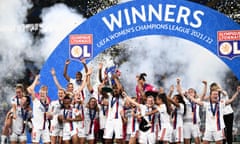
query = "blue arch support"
xmin=39 ymin=0 xmax=240 ymax=101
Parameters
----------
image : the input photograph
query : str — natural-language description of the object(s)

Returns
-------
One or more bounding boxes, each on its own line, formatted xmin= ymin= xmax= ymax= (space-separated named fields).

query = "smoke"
xmin=0 ymin=0 xmax=33 ymax=97
xmin=117 ymin=36 xmax=229 ymax=95
xmin=37 ymin=4 xmax=85 ymax=60
xmin=0 ymin=1 xmax=85 ymax=101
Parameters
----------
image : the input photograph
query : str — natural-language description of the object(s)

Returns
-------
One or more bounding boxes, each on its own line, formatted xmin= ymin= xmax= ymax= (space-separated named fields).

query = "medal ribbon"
xmin=132 ymin=108 xmax=137 ymax=132
xmin=210 ymin=101 xmax=218 ymax=116
xmin=40 ymin=101 xmax=49 ymax=130
xmin=21 ymin=108 xmax=28 ymax=134
xmin=64 ymin=109 xmax=73 ymax=131
xmin=158 ymin=113 xmax=161 ymax=130
xmin=88 ymin=109 xmax=96 ymax=134
xmin=191 ymin=101 xmax=197 ymax=124
xmin=216 ymin=104 xmax=221 ymax=131
xmin=173 ymin=108 xmax=177 ymax=129
xmin=111 ymin=97 xmax=119 ymax=119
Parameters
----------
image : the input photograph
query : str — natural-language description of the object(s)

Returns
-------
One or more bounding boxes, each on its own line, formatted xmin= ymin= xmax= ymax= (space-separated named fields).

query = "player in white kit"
xmin=123 ymin=92 xmax=157 ymax=144
xmin=168 ymin=94 xmax=186 ymax=144
xmin=27 ymin=75 xmax=52 ymax=144
xmin=189 ymin=85 xmax=240 ymax=144
xmin=49 ymin=88 xmax=65 ymax=144
xmin=176 ymin=79 xmax=207 ymax=144
xmin=103 ymin=75 xmax=125 ymax=144
xmin=9 ymin=95 xmax=32 ymax=144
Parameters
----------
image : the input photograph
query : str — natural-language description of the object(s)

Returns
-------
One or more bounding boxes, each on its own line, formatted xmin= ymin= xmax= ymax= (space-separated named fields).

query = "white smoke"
xmin=0 ymin=1 xmax=85 ymax=100
xmin=0 ymin=0 xmax=32 ymax=98
xmin=117 ymin=36 xmax=229 ymax=95
xmin=38 ymin=4 xmax=85 ymax=60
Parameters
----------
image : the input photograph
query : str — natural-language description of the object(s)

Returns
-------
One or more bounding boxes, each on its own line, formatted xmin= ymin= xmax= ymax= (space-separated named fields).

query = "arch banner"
xmin=40 ymin=0 xmax=240 ymax=99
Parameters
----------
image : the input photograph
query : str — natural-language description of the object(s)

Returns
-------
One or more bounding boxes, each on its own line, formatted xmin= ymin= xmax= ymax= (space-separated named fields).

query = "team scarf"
xmin=21 ymin=107 xmax=28 ymax=134
xmin=111 ymin=96 xmax=119 ymax=119
xmin=210 ymin=101 xmax=221 ymax=131
xmin=63 ymin=108 xmax=73 ymax=131
xmin=40 ymin=100 xmax=49 ymax=130
xmin=88 ymin=109 xmax=97 ymax=134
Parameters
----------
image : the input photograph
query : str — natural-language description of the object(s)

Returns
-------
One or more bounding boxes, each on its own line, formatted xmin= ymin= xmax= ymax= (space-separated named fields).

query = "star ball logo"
xmin=69 ymin=34 xmax=93 ymax=61
xmin=217 ymin=30 xmax=240 ymax=59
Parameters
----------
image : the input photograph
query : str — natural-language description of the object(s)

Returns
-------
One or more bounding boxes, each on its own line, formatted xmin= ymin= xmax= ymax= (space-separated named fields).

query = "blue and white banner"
xmin=40 ymin=0 xmax=240 ymax=100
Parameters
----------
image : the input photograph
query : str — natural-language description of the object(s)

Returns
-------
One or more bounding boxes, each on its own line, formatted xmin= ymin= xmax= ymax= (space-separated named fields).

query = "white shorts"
xmin=50 ymin=125 xmax=63 ymax=137
xmin=158 ymin=127 xmax=172 ymax=142
xmin=62 ymin=128 xmax=78 ymax=141
xmin=78 ymin=126 xmax=85 ymax=138
xmin=103 ymin=119 xmax=123 ymax=139
xmin=126 ymin=131 xmax=138 ymax=141
xmin=171 ymin=127 xmax=183 ymax=143
xmin=138 ymin=130 xmax=156 ymax=144
xmin=32 ymin=129 xmax=50 ymax=143
xmin=203 ymin=129 xmax=225 ymax=142
xmin=9 ymin=132 xmax=27 ymax=142
xmin=183 ymin=122 xmax=201 ymax=139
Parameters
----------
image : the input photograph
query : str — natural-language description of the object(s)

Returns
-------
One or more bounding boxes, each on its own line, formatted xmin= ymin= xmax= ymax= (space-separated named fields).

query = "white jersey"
xmin=99 ymin=105 xmax=108 ymax=129
xmin=32 ymin=99 xmax=50 ymax=130
xmin=156 ymin=104 xmax=171 ymax=129
xmin=139 ymin=104 xmax=156 ymax=132
xmin=10 ymin=96 xmax=21 ymax=106
xmin=49 ymin=100 xmax=63 ymax=129
xmin=171 ymin=103 xmax=184 ymax=129
xmin=203 ymin=101 xmax=226 ymax=131
xmin=107 ymin=95 xmax=124 ymax=120
xmin=84 ymin=108 xmax=99 ymax=135
xmin=125 ymin=107 xmax=139 ymax=134
xmin=183 ymin=97 xmax=200 ymax=124
xmin=60 ymin=107 xmax=79 ymax=132
xmin=72 ymin=103 xmax=85 ymax=129
xmin=11 ymin=107 xmax=32 ymax=135
xmin=220 ymin=93 xmax=234 ymax=115
xmin=70 ymin=78 xmax=82 ymax=91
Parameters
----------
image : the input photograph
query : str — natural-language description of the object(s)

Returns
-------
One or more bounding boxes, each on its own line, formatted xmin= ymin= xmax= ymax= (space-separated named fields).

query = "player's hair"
xmin=157 ymin=93 xmax=171 ymax=115
xmin=174 ymin=94 xmax=186 ymax=115
xmin=139 ymin=73 xmax=147 ymax=81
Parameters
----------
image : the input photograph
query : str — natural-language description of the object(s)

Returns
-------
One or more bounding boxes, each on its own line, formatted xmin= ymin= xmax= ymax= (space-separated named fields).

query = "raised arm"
xmin=63 ymin=59 xmax=71 ymax=82
xmin=98 ymin=63 xmax=103 ymax=83
xmin=199 ymin=80 xmax=208 ymax=100
xmin=167 ymin=96 xmax=180 ymax=107
xmin=176 ymin=78 xmax=184 ymax=97
xmin=168 ymin=85 xmax=174 ymax=98
xmin=145 ymin=109 xmax=158 ymax=116
xmin=27 ymin=74 xmax=40 ymax=101
xmin=122 ymin=92 xmax=141 ymax=108
xmin=225 ymin=86 xmax=240 ymax=105
xmin=112 ymin=74 xmax=123 ymax=92
xmin=76 ymin=73 xmax=88 ymax=93
xmin=80 ymin=58 xmax=88 ymax=74
xmin=51 ymin=68 xmax=63 ymax=90
xmin=86 ymin=67 xmax=94 ymax=93
xmin=188 ymin=94 xmax=204 ymax=106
